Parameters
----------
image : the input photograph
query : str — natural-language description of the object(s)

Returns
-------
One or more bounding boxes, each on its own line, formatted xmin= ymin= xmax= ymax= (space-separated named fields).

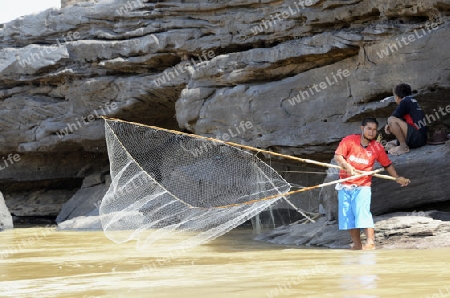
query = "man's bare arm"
xmin=385 ymin=164 xmax=410 ymax=186
xmin=334 ymin=154 xmax=356 ymax=176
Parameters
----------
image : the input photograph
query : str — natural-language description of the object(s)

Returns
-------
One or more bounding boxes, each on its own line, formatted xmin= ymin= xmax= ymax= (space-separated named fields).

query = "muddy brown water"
xmin=1 ymin=227 xmax=449 ymax=298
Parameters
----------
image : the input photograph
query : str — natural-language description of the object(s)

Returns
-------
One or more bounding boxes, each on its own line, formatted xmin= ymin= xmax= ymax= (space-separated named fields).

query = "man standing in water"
xmin=334 ymin=118 xmax=410 ymax=250
xmin=384 ymin=83 xmax=428 ymax=155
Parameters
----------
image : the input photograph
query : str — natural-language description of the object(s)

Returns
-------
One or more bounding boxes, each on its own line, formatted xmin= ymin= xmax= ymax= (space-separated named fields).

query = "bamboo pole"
xmin=210 ymin=168 xmax=385 ymax=209
xmin=102 ymin=117 xmax=397 ymax=181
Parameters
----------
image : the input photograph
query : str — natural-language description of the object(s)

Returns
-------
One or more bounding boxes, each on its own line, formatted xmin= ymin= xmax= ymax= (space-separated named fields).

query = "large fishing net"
xmin=99 ymin=118 xmax=291 ymax=250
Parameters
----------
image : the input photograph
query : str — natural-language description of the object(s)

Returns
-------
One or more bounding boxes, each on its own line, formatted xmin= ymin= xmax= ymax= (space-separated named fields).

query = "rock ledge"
xmin=255 ymin=211 xmax=450 ymax=249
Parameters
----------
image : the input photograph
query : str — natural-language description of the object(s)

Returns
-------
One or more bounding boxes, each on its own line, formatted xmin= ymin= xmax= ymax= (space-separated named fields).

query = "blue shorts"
xmin=338 ymin=186 xmax=374 ymax=230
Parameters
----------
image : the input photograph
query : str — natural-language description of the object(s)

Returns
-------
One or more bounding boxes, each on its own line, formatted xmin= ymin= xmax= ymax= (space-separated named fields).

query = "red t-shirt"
xmin=335 ymin=134 xmax=392 ymax=186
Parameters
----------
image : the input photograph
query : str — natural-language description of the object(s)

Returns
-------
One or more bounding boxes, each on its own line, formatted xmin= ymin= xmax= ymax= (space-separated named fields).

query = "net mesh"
xmin=99 ymin=118 xmax=291 ymax=250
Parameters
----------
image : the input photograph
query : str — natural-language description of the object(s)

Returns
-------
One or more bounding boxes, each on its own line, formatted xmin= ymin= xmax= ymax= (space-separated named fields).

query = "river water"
xmin=0 ymin=227 xmax=449 ymax=298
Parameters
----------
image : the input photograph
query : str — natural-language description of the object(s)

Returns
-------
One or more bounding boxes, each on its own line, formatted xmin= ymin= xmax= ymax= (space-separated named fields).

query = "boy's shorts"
xmin=338 ymin=186 xmax=373 ymax=230
xmin=396 ymin=125 xmax=427 ymax=148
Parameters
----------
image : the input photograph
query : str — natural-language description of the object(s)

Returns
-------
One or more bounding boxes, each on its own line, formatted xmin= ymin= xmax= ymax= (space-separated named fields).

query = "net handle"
xmin=101 ymin=117 xmax=396 ymax=182
xmin=208 ymin=168 xmax=385 ymax=209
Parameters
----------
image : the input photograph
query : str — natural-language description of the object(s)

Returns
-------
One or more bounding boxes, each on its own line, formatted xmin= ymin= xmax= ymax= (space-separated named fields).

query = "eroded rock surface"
xmin=255 ymin=211 xmax=450 ymax=249
xmin=0 ymin=0 xmax=448 ymax=220
xmin=0 ymin=192 xmax=13 ymax=230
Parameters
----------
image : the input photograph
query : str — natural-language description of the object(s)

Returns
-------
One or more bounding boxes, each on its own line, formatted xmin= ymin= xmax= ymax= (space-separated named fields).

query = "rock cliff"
xmin=0 ymin=0 xmax=449 ymax=224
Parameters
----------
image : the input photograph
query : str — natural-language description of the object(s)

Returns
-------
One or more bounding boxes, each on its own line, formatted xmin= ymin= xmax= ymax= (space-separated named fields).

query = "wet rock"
xmin=255 ymin=211 xmax=450 ymax=249
xmin=254 ymin=216 xmax=351 ymax=249
xmin=4 ymin=190 xmax=74 ymax=217
xmin=0 ymin=152 xmax=109 ymax=218
xmin=0 ymin=191 xmax=13 ymax=230
xmin=56 ymin=174 xmax=110 ymax=224
xmin=57 ymin=210 xmax=102 ymax=230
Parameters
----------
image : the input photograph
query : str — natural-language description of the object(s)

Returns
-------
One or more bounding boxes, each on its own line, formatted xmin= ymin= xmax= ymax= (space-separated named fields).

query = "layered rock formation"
xmin=0 ymin=0 xmax=449 ymax=228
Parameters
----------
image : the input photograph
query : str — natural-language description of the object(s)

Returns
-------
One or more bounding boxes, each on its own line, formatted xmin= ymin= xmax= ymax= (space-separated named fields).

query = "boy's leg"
xmin=387 ymin=116 xmax=410 ymax=155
